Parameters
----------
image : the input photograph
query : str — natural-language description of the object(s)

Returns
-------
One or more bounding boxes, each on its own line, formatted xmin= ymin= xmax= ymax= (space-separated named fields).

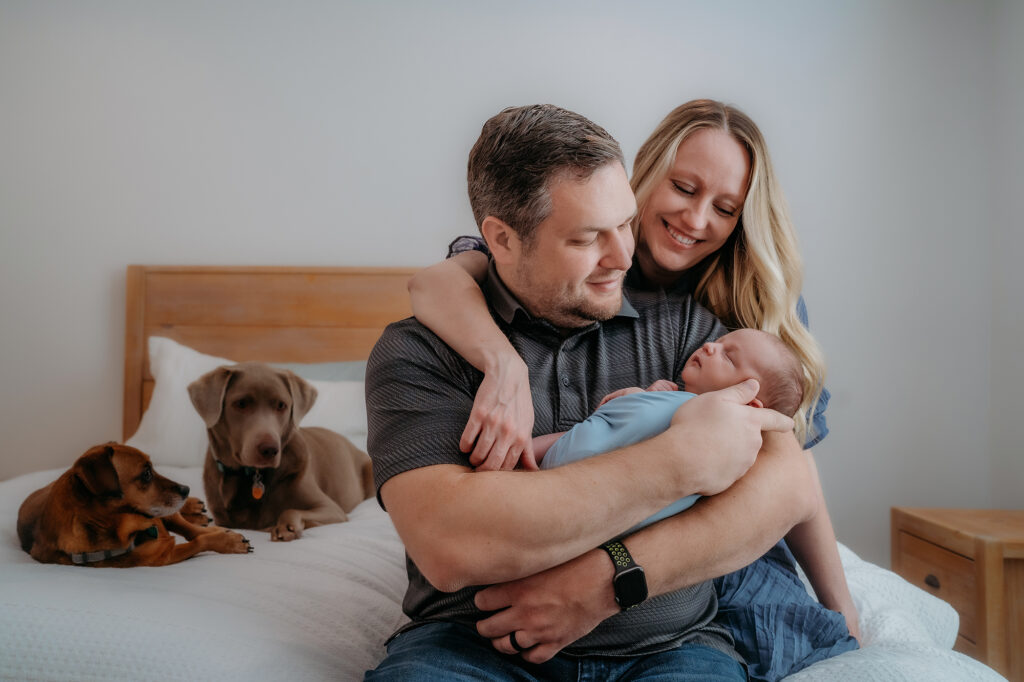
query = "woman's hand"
xmin=461 ymin=354 xmax=537 ymax=471
xmin=829 ymin=597 xmax=861 ymax=645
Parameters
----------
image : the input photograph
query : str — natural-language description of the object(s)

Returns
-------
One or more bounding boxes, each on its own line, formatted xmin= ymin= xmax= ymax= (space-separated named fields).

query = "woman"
xmin=408 ymin=99 xmax=858 ymax=680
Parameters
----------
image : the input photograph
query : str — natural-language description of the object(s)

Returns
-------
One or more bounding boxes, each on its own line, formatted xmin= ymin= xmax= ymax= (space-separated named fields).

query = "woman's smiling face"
xmin=636 ymin=127 xmax=751 ymax=285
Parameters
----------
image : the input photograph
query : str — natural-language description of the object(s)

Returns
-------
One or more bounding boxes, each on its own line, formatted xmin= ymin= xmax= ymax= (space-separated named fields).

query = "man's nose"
xmin=602 ymin=227 xmax=634 ymax=271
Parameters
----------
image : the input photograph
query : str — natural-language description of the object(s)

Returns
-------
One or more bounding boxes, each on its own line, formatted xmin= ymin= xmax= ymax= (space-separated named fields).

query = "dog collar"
xmin=214 ymin=459 xmax=267 ymax=500
xmin=70 ymin=525 xmax=158 ymax=565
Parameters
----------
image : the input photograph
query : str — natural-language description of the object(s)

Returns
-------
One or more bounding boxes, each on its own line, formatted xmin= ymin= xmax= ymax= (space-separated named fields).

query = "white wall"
xmin=991 ymin=0 xmax=1024 ymax=510
xmin=0 ymin=0 xmax=1016 ymax=566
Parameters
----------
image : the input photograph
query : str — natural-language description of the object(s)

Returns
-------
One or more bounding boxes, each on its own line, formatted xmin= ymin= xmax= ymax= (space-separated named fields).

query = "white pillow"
xmin=125 ymin=337 xmax=368 ymax=467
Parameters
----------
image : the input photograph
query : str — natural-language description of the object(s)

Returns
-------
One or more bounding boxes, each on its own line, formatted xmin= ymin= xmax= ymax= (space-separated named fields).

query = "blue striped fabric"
xmin=714 ymin=543 xmax=859 ymax=681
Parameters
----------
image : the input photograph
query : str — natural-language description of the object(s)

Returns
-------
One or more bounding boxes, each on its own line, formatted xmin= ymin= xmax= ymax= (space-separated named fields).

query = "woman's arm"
xmin=408 ymin=250 xmax=537 ymax=470
xmin=783 ymin=452 xmax=860 ymax=641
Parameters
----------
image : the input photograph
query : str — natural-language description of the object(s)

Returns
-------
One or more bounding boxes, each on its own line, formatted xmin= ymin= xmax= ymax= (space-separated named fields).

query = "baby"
xmin=528 ymin=328 xmax=861 ymax=668
xmin=533 ymin=328 xmax=804 ymax=535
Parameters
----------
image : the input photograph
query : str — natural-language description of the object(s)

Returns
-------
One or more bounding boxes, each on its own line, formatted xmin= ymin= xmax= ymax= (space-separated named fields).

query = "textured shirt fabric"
xmin=542 ymin=391 xmax=702 ymax=537
xmin=365 ymin=260 xmax=737 ymax=658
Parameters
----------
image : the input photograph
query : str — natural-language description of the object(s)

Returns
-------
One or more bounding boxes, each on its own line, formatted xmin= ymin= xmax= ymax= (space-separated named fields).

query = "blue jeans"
xmin=365 ymin=622 xmax=746 ymax=681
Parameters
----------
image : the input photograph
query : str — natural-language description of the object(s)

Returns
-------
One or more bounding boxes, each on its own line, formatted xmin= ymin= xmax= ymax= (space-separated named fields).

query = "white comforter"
xmin=0 ymin=466 xmax=1004 ymax=681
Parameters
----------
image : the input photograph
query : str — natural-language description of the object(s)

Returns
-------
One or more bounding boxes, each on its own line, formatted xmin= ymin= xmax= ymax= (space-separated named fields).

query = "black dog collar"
xmin=214 ymin=459 xmax=268 ymax=500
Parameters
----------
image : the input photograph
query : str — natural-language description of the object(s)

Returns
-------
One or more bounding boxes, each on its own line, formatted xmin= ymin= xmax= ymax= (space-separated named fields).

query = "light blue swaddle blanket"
xmin=542 ymin=391 xmax=699 ymax=538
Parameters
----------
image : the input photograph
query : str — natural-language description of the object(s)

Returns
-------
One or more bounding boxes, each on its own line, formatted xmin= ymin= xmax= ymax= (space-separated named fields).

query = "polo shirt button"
xmin=561 ymin=375 xmax=570 ymax=386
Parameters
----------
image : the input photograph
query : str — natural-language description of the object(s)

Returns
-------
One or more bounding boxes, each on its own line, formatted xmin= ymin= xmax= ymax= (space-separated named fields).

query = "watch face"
xmin=614 ymin=565 xmax=648 ymax=608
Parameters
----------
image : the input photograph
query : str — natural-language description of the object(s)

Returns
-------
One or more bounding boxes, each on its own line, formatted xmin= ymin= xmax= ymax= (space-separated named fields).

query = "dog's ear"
xmin=188 ymin=366 xmax=235 ymax=428
xmin=73 ymin=445 xmax=122 ymax=499
xmin=282 ymin=370 xmax=317 ymax=424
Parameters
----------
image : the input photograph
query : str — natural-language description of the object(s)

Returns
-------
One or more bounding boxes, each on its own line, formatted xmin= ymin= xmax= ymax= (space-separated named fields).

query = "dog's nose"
xmin=259 ymin=444 xmax=279 ymax=459
xmin=177 ymin=484 xmax=190 ymax=497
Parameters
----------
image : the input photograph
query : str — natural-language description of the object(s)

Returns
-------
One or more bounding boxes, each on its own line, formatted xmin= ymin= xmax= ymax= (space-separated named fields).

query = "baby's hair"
xmin=756 ymin=333 xmax=805 ymax=418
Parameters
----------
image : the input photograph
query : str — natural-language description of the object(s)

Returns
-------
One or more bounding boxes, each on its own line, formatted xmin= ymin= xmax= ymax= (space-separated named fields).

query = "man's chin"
xmin=559 ymin=300 xmax=622 ymax=327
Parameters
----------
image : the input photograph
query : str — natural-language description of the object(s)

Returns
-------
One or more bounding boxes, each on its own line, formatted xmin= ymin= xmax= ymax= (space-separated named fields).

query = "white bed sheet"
xmin=0 ymin=466 xmax=1005 ymax=681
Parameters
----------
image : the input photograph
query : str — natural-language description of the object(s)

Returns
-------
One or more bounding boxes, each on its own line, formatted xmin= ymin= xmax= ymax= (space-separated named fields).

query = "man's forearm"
xmin=382 ymin=431 xmax=707 ymax=592
xmin=624 ymin=431 xmax=816 ymax=596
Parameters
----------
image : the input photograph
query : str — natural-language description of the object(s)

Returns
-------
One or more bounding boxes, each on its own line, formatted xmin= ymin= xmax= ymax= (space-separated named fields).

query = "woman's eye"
xmin=716 ymin=206 xmax=736 ymax=217
xmin=672 ymin=182 xmax=694 ymax=196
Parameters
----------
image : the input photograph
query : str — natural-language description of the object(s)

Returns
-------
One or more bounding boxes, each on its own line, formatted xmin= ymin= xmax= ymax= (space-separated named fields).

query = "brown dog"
xmin=17 ymin=443 xmax=251 ymax=566
xmin=188 ymin=363 xmax=374 ymax=542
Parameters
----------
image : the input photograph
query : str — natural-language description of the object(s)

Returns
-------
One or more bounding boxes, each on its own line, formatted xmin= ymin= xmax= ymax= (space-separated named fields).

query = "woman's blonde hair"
xmin=632 ymin=99 xmax=826 ymax=444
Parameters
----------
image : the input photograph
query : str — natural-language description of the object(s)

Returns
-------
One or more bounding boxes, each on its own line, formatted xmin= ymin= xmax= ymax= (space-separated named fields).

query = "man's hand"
xmin=665 ymin=379 xmax=794 ymax=497
xmin=461 ymin=356 xmax=538 ymax=471
xmin=474 ymin=548 xmax=617 ymax=663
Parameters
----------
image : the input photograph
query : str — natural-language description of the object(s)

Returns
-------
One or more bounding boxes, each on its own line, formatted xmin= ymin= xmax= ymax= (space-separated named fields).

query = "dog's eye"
xmin=233 ymin=397 xmax=253 ymax=410
xmin=275 ymin=401 xmax=287 ymax=412
xmin=140 ymin=468 xmax=152 ymax=484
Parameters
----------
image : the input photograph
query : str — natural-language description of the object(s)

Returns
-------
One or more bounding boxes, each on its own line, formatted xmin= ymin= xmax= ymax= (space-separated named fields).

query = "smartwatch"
xmin=600 ymin=540 xmax=648 ymax=610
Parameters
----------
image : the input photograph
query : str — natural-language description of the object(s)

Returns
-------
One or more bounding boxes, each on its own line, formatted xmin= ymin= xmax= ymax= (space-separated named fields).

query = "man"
xmin=365 ymin=104 xmax=815 ymax=680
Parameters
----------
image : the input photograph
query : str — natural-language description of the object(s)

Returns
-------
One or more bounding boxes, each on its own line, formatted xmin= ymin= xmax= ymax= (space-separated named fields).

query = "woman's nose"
xmin=682 ymin=201 xmax=711 ymax=232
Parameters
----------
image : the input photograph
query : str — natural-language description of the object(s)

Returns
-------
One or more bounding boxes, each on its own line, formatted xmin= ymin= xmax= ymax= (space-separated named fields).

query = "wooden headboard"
xmin=123 ymin=265 xmax=418 ymax=440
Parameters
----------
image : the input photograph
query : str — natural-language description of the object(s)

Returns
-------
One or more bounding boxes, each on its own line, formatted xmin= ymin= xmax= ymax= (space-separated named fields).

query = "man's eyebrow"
xmin=581 ymin=211 xmax=637 ymax=232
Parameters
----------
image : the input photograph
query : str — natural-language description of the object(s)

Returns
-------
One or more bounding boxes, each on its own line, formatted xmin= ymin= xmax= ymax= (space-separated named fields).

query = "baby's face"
xmin=679 ymin=329 xmax=780 ymax=396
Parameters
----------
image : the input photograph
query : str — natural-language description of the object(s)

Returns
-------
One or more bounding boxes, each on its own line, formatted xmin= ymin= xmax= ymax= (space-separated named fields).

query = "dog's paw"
xmin=180 ymin=497 xmax=212 ymax=526
xmin=270 ymin=521 xmax=303 ymax=542
xmin=204 ymin=527 xmax=251 ymax=554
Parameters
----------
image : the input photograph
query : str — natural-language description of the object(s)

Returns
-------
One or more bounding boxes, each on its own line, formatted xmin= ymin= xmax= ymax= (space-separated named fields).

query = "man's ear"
xmin=748 ymin=397 xmax=764 ymax=408
xmin=480 ymin=216 xmax=520 ymax=266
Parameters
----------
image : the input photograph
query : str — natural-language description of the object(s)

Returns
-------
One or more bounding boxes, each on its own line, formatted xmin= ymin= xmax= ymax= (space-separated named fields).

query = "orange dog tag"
xmin=251 ymin=470 xmax=265 ymax=500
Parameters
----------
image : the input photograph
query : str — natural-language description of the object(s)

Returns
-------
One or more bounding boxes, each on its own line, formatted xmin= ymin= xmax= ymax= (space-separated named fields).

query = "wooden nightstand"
xmin=891 ymin=507 xmax=1024 ymax=681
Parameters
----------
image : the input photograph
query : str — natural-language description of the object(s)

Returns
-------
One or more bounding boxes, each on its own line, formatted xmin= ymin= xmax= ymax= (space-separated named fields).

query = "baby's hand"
xmin=645 ymin=380 xmax=679 ymax=392
xmin=598 ymin=386 xmax=644 ymax=407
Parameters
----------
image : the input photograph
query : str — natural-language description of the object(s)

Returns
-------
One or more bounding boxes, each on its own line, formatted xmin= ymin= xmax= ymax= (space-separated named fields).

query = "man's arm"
xmin=475 ymin=430 xmax=818 ymax=662
xmin=380 ymin=380 xmax=793 ymax=593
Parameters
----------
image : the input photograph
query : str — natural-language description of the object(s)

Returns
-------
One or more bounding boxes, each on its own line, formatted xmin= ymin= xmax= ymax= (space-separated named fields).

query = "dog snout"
xmin=177 ymin=484 xmax=190 ymax=498
xmin=258 ymin=441 xmax=280 ymax=460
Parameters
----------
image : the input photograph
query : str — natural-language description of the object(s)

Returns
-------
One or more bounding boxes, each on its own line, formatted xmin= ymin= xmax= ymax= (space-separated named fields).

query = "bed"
xmin=0 ymin=265 xmax=1006 ymax=681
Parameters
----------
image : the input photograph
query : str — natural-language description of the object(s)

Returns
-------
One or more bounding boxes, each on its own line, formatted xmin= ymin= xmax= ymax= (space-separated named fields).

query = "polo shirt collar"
xmin=483 ymin=260 xmax=638 ymax=327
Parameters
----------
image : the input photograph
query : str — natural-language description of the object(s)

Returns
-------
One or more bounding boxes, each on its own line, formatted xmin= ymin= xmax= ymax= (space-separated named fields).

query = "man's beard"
xmin=524 ymin=278 xmax=623 ymax=328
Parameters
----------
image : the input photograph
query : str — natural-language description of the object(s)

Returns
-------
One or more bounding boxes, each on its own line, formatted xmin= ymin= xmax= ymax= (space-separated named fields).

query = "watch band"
xmin=601 ymin=540 xmax=636 ymax=571
xmin=600 ymin=540 xmax=648 ymax=610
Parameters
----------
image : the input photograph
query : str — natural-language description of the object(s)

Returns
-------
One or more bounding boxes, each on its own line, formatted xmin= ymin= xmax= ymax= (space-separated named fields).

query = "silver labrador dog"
xmin=189 ymin=363 xmax=373 ymax=541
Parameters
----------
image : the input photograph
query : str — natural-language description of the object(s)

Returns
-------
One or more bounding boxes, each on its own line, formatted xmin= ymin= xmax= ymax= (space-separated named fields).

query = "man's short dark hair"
xmin=467 ymin=104 xmax=625 ymax=244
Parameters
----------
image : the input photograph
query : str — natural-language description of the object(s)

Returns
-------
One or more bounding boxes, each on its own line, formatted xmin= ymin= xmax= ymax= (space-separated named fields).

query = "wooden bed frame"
xmin=123 ymin=265 xmax=418 ymax=440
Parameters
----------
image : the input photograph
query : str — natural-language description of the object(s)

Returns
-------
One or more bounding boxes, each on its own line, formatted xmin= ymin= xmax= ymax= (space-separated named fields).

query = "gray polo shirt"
xmin=366 ymin=262 xmax=735 ymax=658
